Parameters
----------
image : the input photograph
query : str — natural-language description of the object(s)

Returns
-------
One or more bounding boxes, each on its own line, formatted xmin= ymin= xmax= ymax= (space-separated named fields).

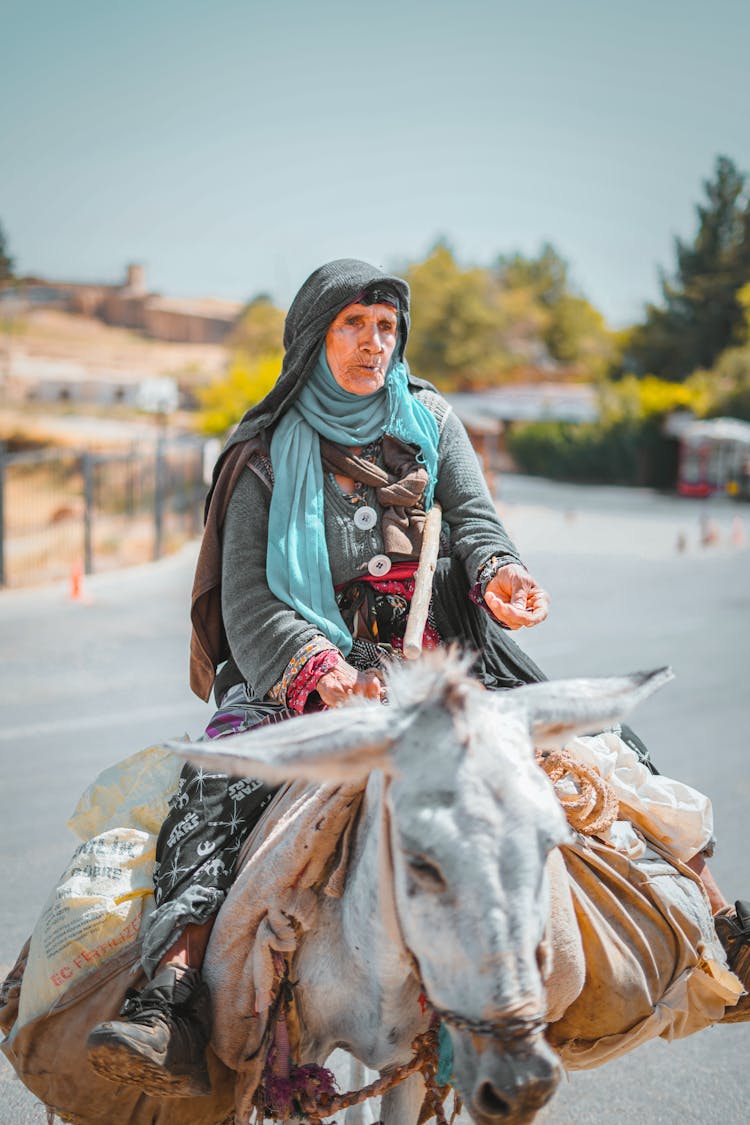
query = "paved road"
xmin=498 ymin=480 xmax=750 ymax=1125
xmin=0 ymin=478 xmax=748 ymax=1123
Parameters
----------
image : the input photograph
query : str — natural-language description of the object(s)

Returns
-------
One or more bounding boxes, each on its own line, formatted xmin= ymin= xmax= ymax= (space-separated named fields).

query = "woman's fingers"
xmin=485 ymin=565 xmax=550 ymax=630
xmin=358 ymin=670 xmax=385 ymax=700
xmin=316 ymin=663 xmax=385 ymax=707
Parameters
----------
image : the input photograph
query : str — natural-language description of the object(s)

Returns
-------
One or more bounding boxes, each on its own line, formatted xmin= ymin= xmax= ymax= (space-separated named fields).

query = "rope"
xmin=265 ymin=1024 xmax=459 ymax=1123
xmin=536 ymin=748 xmax=619 ymax=836
xmin=255 ymin=960 xmax=460 ymax=1123
xmin=434 ymin=1006 xmax=546 ymax=1042
xmin=313 ymin=1023 xmax=462 ymax=1124
xmin=310 ymin=1025 xmax=439 ymax=1120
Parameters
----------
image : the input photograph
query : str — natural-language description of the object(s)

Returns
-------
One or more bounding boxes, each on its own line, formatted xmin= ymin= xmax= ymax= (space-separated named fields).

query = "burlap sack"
xmin=548 ymin=834 xmax=742 ymax=1068
xmin=13 ymin=746 xmax=183 ymax=1031
xmin=2 ymin=942 xmax=235 ymax=1125
xmin=0 ymin=746 xmax=236 ymax=1123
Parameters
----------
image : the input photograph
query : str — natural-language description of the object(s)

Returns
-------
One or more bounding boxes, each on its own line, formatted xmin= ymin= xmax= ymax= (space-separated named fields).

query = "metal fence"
xmin=0 ymin=437 xmax=208 ymax=588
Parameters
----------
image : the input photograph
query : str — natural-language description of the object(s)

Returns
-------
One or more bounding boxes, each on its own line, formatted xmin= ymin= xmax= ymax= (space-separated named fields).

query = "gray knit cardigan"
xmin=217 ymin=387 xmax=522 ymax=702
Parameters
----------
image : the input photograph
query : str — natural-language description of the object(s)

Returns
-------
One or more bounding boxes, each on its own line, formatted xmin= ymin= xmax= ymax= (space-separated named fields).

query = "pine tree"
xmin=0 ymin=222 xmax=14 ymax=284
xmin=626 ymin=156 xmax=750 ymax=380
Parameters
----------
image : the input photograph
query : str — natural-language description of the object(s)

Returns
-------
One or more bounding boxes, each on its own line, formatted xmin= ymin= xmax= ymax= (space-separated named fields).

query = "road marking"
xmin=0 ymin=703 xmax=206 ymax=742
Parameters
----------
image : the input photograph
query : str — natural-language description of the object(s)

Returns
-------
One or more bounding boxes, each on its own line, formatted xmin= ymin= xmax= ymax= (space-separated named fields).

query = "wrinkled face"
xmin=325 ymin=301 xmax=399 ymax=395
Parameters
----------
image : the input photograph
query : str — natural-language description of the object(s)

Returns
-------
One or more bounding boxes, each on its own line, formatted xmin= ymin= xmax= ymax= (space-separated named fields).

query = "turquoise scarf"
xmin=267 ymin=349 xmax=439 ymax=654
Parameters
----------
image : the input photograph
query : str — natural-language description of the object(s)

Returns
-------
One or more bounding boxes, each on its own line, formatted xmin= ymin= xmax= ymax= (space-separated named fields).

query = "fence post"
xmin=154 ymin=436 xmax=165 ymax=560
xmin=82 ymin=453 xmax=94 ymax=575
xmin=0 ymin=442 xmax=6 ymax=587
xmin=192 ymin=444 xmax=202 ymax=535
xmin=127 ymin=444 xmax=137 ymax=516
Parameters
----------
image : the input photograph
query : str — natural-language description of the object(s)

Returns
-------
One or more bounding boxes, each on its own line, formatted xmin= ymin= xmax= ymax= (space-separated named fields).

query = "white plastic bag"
xmin=565 ymin=729 xmax=713 ymax=862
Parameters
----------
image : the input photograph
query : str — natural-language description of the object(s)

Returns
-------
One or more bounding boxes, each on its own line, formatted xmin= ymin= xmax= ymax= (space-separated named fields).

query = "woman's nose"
xmin=360 ymin=327 xmax=383 ymax=353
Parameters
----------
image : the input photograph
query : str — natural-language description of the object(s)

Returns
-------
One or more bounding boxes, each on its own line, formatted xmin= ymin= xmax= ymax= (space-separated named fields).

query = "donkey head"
xmin=378 ymin=656 xmax=670 ymax=1124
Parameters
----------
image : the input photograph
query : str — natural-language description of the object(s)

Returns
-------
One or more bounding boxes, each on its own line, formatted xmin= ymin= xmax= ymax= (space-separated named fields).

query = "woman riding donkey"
xmin=87 ymin=258 xmax=750 ymax=1097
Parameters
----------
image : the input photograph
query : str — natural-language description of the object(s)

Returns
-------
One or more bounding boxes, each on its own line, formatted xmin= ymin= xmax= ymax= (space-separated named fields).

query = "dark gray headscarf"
xmin=205 ymin=258 xmax=434 ymax=507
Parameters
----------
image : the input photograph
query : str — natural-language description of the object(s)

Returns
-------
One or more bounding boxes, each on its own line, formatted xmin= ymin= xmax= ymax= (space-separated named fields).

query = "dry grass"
xmin=2 ymin=308 xmax=228 ymax=380
xmin=1 ymin=452 xmax=202 ymax=591
xmin=0 ymin=311 xmax=214 ymax=586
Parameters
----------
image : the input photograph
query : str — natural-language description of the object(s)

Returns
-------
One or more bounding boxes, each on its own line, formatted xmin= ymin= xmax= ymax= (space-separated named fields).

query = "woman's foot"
xmin=715 ymin=900 xmax=750 ymax=1023
xmin=86 ymin=965 xmax=212 ymax=1097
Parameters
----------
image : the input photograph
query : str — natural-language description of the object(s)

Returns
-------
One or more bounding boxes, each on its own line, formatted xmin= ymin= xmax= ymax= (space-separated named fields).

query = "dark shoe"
xmin=86 ymin=965 xmax=213 ymax=1097
xmin=0 ymin=936 xmax=30 ymax=1036
xmin=715 ymin=900 xmax=750 ymax=1024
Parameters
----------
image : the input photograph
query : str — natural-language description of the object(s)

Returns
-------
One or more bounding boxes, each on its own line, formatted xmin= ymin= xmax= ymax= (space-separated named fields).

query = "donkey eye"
xmin=406 ymin=854 xmax=447 ymax=892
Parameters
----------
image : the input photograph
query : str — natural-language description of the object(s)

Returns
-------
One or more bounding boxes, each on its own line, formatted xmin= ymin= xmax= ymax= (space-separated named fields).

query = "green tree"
xmin=545 ymin=293 xmax=612 ymax=371
xmin=403 ymin=241 xmax=514 ymax=389
xmin=705 ymin=346 xmax=750 ymax=420
xmin=402 ymin=240 xmax=612 ymax=387
xmin=229 ymin=294 xmax=284 ymax=357
xmin=626 ymin=156 xmax=750 ymax=380
xmin=691 ymin=335 xmax=750 ymax=422
xmin=677 ymin=282 xmax=750 ymax=422
xmin=495 ymin=244 xmax=614 ymax=373
xmin=737 ymin=280 xmax=750 ymax=342
xmin=495 ymin=242 xmax=569 ymax=308
xmin=0 ymin=221 xmax=14 ymax=283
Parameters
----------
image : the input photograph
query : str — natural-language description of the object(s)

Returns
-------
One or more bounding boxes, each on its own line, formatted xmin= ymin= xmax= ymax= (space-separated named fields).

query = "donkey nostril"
xmin=476 ymin=1081 xmax=512 ymax=1116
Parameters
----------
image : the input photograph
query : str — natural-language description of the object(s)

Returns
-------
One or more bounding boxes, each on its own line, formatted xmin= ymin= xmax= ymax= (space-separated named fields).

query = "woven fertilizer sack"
xmin=3 ymin=943 xmax=235 ymax=1125
xmin=9 ymin=747 xmax=183 ymax=1032
xmin=14 ymin=827 xmax=156 ymax=1031
xmin=68 ymin=745 xmax=183 ymax=840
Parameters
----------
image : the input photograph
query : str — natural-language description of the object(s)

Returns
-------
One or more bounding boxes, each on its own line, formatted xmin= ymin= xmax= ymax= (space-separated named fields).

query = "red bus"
xmin=677 ymin=417 xmax=750 ymax=499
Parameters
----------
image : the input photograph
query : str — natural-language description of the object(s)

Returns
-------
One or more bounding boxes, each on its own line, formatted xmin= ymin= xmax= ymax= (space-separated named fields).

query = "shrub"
xmin=195 ymin=352 xmax=282 ymax=437
xmin=505 ymin=376 xmax=702 ymax=486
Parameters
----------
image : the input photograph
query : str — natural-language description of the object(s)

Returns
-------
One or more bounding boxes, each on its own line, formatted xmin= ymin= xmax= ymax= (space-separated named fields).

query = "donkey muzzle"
xmin=456 ymin=1034 xmax=561 ymax=1125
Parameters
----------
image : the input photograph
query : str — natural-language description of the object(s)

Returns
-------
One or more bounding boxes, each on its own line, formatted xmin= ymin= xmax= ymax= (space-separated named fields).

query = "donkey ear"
xmin=503 ymin=667 xmax=673 ymax=748
xmin=165 ymin=701 xmax=403 ymax=784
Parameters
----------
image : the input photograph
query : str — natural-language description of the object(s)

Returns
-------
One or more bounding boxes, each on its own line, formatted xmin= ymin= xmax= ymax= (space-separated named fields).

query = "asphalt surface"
xmin=0 ymin=475 xmax=748 ymax=1124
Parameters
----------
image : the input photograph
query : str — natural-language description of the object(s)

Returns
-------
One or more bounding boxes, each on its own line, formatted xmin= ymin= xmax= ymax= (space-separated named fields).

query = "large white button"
xmin=353 ymin=505 xmax=377 ymax=531
xmin=367 ymin=554 xmax=392 ymax=577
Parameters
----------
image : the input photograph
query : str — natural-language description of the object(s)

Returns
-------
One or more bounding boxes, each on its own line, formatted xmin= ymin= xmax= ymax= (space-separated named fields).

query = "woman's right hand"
xmin=316 ymin=656 xmax=385 ymax=707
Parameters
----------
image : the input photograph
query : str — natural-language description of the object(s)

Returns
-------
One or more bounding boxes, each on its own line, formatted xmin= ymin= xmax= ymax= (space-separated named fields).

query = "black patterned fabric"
xmin=152 ymin=764 xmax=279 ymax=913
xmin=141 ymin=703 xmax=284 ymax=976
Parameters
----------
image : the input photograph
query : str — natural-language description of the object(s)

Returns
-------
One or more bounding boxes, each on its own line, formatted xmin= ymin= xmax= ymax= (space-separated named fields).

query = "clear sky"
xmin=2 ymin=0 xmax=748 ymax=326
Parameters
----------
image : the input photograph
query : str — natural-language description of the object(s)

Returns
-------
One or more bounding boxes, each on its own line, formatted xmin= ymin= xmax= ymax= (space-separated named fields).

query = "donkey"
xmin=175 ymin=652 xmax=669 ymax=1125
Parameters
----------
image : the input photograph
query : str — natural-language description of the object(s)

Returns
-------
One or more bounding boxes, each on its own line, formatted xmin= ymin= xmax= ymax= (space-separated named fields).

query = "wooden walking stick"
xmin=403 ymin=502 xmax=443 ymax=661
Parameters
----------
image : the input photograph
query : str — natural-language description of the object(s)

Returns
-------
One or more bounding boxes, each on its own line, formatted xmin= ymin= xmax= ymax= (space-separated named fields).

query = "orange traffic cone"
xmin=69 ymin=561 xmax=90 ymax=603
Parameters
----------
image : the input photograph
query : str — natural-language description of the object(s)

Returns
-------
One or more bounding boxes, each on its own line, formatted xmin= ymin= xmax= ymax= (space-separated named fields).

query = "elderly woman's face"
xmin=325 ymin=302 xmax=399 ymax=395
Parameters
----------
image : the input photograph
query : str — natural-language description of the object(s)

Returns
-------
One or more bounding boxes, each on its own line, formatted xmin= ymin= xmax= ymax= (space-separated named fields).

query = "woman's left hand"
xmin=484 ymin=564 xmax=550 ymax=630
xmin=316 ymin=656 xmax=385 ymax=707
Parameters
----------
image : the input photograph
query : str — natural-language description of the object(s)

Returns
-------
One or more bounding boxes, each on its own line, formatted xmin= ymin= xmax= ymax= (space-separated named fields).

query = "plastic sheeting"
xmin=564 ymin=729 xmax=713 ymax=863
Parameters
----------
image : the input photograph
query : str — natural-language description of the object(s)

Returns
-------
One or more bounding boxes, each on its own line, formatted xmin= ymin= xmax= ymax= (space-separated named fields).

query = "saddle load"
xmin=1 ymin=655 xmax=744 ymax=1125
